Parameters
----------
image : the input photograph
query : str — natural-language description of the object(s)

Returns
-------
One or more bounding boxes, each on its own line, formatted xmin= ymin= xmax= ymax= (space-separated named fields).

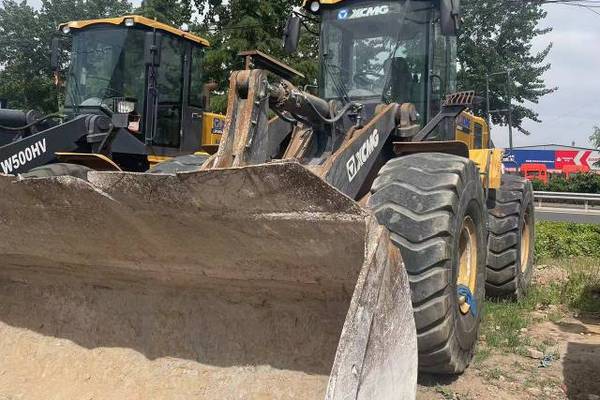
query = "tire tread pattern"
xmin=486 ymin=175 xmax=535 ymax=298
xmin=369 ymin=153 xmax=486 ymax=374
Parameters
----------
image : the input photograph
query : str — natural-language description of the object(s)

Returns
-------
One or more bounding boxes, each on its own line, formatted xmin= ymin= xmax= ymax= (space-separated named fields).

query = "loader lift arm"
xmin=0 ymin=114 xmax=115 ymax=175
xmin=208 ymin=67 xmax=472 ymax=200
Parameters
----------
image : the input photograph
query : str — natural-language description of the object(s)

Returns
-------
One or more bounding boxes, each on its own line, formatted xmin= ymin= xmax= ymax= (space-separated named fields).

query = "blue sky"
xmin=24 ymin=1 xmax=600 ymax=148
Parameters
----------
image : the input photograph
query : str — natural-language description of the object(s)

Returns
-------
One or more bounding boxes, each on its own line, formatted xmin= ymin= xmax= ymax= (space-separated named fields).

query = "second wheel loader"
xmin=0 ymin=1 xmax=535 ymax=399
xmin=0 ymin=15 xmax=224 ymax=177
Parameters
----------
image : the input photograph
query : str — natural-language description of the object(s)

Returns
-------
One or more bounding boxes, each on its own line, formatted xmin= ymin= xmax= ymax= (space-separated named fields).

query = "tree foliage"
xmin=138 ymin=0 xmax=192 ymax=27
xmin=458 ymin=0 xmax=556 ymax=133
xmin=0 ymin=0 xmax=131 ymax=112
xmin=591 ymin=125 xmax=600 ymax=149
xmin=532 ymin=173 xmax=600 ymax=194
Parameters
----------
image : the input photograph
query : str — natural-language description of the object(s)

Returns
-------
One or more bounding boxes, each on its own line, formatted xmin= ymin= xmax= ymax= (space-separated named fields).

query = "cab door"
xmin=180 ymin=44 xmax=204 ymax=153
xmin=149 ymin=33 xmax=185 ymax=153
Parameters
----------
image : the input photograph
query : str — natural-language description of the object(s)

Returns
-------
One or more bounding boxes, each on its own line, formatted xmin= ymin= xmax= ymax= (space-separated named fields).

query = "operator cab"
xmin=294 ymin=0 xmax=459 ymax=125
xmin=54 ymin=16 xmax=222 ymax=167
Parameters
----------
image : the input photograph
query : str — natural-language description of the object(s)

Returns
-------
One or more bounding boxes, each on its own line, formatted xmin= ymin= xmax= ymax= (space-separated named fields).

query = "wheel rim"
xmin=457 ymin=216 xmax=478 ymax=315
xmin=520 ymin=210 xmax=532 ymax=272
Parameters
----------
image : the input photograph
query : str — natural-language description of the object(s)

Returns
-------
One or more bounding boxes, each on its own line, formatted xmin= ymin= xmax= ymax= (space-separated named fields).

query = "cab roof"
xmin=303 ymin=0 xmax=345 ymax=5
xmin=302 ymin=0 xmax=432 ymax=10
xmin=58 ymin=15 xmax=210 ymax=47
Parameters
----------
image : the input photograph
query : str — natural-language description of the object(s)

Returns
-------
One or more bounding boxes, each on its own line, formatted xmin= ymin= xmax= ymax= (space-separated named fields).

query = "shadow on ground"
xmin=563 ymin=342 xmax=600 ymax=399
xmin=418 ymin=372 xmax=460 ymax=387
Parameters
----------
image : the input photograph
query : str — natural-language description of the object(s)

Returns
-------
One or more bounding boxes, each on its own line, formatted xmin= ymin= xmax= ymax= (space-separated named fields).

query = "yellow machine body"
xmin=201 ymin=112 xmax=225 ymax=153
xmin=454 ymin=111 xmax=503 ymax=189
xmin=59 ymin=15 xmax=210 ymax=46
xmin=455 ymin=112 xmax=491 ymax=151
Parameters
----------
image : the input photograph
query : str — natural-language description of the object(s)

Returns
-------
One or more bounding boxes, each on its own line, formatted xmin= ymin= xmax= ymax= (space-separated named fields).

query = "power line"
xmin=505 ymin=0 xmax=600 ymax=17
xmin=583 ymin=5 xmax=600 ymax=15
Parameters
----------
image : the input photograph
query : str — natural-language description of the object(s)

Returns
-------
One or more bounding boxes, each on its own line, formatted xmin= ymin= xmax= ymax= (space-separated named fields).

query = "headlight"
xmin=61 ymin=26 xmax=71 ymax=34
xmin=310 ymin=1 xmax=320 ymax=12
xmin=124 ymin=17 xmax=135 ymax=27
xmin=117 ymin=100 xmax=136 ymax=114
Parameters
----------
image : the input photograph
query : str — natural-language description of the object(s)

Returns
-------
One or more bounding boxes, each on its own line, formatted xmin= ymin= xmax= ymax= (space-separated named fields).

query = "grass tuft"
xmin=479 ymin=256 xmax=599 ymax=354
xmin=560 ymin=261 xmax=600 ymax=313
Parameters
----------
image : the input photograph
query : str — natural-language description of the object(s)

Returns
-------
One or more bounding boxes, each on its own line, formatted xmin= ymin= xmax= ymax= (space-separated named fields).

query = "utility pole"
xmin=486 ymin=69 xmax=515 ymax=151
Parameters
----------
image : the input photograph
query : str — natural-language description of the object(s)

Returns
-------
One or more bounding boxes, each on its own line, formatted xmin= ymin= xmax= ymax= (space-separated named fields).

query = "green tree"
xmin=0 ymin=0 xmax=132 ymax=113
xmin=591 ymin=126 xmax=600 ymax=148
xmin=138 ymin=0 xmax=192 ymax=27
xmin=591 ymin=126 xmax=600 ymax=167
xmin=458 ymin=0 xmax=556 ymax=133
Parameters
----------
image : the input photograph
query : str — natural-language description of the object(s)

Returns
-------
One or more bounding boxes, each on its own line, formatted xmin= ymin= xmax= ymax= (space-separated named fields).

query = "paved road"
xmin=535 ymin=207 xmax=600 ymax=224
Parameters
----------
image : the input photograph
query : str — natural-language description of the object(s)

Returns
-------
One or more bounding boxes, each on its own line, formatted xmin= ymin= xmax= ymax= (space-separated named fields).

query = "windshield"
xmin=65 ymin=27 xmax=146 ymax=114
xmin=321 ymin=0 xmax=432 ymax=108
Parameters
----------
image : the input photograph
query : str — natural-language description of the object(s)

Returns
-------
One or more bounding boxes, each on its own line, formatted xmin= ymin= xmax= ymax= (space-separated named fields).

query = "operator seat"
xmin=388 ymin=57 xmax=412 ymax=104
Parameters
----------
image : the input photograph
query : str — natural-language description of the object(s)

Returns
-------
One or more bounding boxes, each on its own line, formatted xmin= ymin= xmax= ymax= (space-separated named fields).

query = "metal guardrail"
xmin=534 ymin=191 xmax=600 ymax=212
xmin=534 ymin=191 xmax=600 ymax=223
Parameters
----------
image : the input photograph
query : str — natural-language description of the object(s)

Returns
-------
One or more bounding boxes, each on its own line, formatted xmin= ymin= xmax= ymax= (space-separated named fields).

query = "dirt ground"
xmin=417 ymin=315 xmax=600 ymax=400
xmin=418 ymin=265 xmax=600 ymax=400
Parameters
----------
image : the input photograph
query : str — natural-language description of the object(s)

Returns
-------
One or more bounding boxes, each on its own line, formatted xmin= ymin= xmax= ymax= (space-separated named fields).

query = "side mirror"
xmin=144 ymin=31 xmax=162 ymax=66
xmin=440 ymin=0 xmax=460 ymax=36
xmin=283 ymin=15 xmax=301 ymax=54
xmin=50 ymin=37 xmax=61 ymax=71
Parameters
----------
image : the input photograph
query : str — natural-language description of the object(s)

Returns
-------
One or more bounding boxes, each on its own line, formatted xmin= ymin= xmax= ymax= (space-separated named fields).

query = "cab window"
xmin=154 ymin=34 xmax=184 ymax=148
xmin=189 ymin=45 xmax=205 ymax=108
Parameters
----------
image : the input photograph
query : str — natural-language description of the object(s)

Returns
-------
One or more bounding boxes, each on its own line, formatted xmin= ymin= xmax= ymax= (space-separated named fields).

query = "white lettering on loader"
xmin=338 ymin=6 xmax=390 ymax=20
xmin=346 ymin=130 xmax=380 ymax=183
xmin=0 ymin=138 xmax=47 ymax=174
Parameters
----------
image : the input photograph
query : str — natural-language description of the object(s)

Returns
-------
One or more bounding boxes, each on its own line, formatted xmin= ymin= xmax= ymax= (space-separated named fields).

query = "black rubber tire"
xmin=486 ymin=174 xmax=535 ymax=299
xmin=148 ymin=154 xmax=209 ymax=174
xmin=21 ymin=163 xmax=92 ymax=180
xmin=368 ymin=153 xmax=487 ymax=374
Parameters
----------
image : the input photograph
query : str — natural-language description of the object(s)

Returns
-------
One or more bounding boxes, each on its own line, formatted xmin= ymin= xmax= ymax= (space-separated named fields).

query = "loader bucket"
xmin=0 ymin=162 xmax=417 ymax=399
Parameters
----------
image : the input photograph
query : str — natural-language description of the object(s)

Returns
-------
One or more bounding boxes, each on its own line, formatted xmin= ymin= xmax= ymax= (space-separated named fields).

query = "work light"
xmin=117 ymin=100 xmax=136 ymax=114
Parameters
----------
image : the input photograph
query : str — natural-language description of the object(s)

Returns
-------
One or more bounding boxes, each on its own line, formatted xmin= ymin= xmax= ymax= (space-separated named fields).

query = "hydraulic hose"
xmin=303 ymin=96 xmax=357 ymax=125
xmin=0 ymin=113 xmax=65 ymax=131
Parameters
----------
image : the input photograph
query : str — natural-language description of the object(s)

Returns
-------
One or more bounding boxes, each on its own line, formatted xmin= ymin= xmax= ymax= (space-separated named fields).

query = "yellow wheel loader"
xmin=0 ymin=15 xmax=224 ymax=177
xmin=0 ymin=1 xmax=535 ymax=399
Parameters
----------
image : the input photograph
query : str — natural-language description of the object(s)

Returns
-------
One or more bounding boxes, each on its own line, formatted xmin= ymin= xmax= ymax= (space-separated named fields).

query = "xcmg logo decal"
xmin=338 ymin=9 xmax=350 ymax=19
xmin=338 ymin=5 xmax=390 ymax=20
xmin=346 ymin=130 xmax=380 ymax=183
